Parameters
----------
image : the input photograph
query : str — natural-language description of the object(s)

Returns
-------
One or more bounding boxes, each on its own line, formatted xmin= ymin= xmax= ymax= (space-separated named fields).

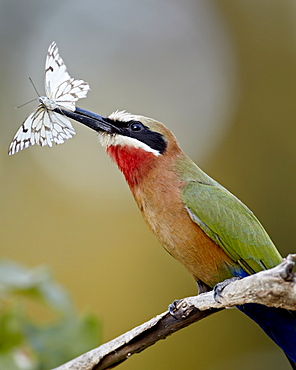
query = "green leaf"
xmin=23 ymin=313 xmax=101 ymax=369
xmin=0 ymin=261 xmax=72 ymax=313
xmin=0 ymin=260 xmax=101 ymax=369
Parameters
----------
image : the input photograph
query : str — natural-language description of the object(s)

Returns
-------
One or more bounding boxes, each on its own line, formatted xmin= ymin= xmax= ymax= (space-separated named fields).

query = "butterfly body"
xmin=39 ymin=96 xmax=57 ymax=110
xmin=9 ymin=42 xmax=90 ymax=155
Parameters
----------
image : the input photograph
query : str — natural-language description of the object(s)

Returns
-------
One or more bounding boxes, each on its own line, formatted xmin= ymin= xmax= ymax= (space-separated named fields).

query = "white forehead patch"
xmin=98 ymin=133 xmax=160 ymax=156
xmin=108 ymin=110 xmax=143 ymax=123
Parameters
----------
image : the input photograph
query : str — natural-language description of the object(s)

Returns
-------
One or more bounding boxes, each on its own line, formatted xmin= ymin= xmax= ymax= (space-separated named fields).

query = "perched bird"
xmin=61 ymin=107 xmax=296 ymax=367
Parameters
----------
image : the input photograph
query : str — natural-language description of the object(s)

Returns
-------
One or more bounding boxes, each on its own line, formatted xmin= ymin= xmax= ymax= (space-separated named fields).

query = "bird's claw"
xmin=214 ymin=277 xmax=241 ymax=303
xmin=168 ymin=299 xmax=196 ymax=319
xmin=168 ymin=299 xmax=181 ymax=318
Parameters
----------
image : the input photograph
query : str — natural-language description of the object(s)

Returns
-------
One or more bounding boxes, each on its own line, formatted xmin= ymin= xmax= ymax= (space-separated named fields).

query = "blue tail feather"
xmin=237 ymin=303 xmax=296 ymax=364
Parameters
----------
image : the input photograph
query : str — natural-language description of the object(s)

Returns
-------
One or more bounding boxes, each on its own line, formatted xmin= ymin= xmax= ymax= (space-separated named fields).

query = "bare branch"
xmin=52 ymin=255 xmax=296 ymax=370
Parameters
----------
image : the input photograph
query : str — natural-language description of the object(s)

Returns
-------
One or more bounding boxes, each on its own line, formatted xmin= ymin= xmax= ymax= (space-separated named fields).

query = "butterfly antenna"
xmin=15 ymin=98 xmax=38 ymax=109
xmin=15 ymin=77 xmax=41 ymax=109
xmin=28 ymin=76 xmax=41 ymax=96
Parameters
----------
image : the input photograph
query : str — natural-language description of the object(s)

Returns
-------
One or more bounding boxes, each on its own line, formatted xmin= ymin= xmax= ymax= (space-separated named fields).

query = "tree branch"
xmin=52 ymin=254 xmax=296 ymax=370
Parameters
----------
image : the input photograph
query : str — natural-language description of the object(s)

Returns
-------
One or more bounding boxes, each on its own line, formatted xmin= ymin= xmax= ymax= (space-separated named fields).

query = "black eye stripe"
xmin=108 ymin=119 xmax=167 ymax=154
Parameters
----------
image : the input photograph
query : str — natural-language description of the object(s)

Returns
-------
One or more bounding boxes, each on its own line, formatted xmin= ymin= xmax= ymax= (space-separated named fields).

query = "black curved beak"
xmin=55 ymin=107 xmax=119 ymax=134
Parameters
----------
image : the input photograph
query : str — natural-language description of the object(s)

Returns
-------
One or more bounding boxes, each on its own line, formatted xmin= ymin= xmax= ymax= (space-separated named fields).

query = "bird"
xmin=60 ymin=106 xmax=296 ymax=368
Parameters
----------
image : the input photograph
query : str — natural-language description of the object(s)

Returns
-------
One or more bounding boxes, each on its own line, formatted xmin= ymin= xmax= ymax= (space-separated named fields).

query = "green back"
xmin=177 ymin=159 xmax=282 ymax=274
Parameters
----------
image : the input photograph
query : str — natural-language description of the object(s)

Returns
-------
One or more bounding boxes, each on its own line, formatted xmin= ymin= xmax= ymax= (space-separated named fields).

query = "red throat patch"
xmin=106 ymin=145 xmax=157 ymax=187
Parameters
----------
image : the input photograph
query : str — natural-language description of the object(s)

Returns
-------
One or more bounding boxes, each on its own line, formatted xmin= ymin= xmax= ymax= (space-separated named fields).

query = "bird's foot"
xmin=168 ymin=299 xmax=196 ymax=319
xmin=214 ymin=277 xmax=241 ymax=303
xmin=168 ymin=300 xmax=181 ymax=318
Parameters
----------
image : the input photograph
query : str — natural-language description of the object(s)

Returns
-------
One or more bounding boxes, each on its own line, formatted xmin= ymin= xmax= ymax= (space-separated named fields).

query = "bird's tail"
xmin=237 ymin=303 xmax=296 ymax=368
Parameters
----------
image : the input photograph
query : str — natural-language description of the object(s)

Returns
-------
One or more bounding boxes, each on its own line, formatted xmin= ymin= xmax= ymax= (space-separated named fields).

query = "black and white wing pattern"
xmin=44 ymin=41 xmax=90 ymax=112
xmin=9 ymin=41 xmax=90 ymax=155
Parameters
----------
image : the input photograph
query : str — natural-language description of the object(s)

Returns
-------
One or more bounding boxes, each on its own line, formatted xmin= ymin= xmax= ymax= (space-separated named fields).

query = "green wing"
xmin=181 ymin=180 xmax=282 ymax=274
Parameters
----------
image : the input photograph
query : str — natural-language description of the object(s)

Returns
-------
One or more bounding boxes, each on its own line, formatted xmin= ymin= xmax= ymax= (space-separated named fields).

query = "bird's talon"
xmin=168 ymin=299 xmax=195 ymax=319
xmin=214 ymin=277 xmax=241 ymax=303
xmin=168 ymin=299 xmax=180 ymax=317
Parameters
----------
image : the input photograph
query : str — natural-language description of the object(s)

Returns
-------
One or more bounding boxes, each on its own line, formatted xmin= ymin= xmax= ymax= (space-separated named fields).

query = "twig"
xmin=52 ymin=254 xmax=296 ymax=370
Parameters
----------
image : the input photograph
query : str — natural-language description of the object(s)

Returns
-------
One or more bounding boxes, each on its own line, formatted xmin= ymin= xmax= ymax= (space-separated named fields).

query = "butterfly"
xmin=8 ymin=41 xmax=90 ymax=155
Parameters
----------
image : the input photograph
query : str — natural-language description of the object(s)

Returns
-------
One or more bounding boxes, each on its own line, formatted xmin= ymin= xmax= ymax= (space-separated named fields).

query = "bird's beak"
xmin=56 ymin=107 xmax=119 ymax=134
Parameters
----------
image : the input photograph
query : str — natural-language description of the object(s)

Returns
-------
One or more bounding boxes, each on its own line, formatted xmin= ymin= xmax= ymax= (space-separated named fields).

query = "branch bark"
xmin=52 ymin=254 xmax=296 ymax=370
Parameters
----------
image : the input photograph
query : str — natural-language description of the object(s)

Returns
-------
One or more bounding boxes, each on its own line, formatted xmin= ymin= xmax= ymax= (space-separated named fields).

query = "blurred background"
xmin=1 ymin=0 xmax=296 ymax=369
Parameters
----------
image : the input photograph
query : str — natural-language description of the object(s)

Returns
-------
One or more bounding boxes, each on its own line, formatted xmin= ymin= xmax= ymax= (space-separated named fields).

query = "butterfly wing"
xmin=9 ymin=108 xmax=39 ymax=155
xmin=9 ymin=42 xmax=89 ymax=155
xmin=45 ymin=41 xmax=90 ymax=112
xmin=9 ymin=106 xmax=76 ymax=155
xmin=48 ymin=110 xmax=76 ymax=145
xmin=44 ymin=42 xmax=71 ymax=99
xmin=31 ymin=107 xmax=75 ymax=147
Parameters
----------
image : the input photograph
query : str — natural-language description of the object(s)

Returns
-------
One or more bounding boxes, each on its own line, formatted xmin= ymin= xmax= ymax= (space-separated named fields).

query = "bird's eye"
xmin=130 ymin=122 xmax=143 ymax=132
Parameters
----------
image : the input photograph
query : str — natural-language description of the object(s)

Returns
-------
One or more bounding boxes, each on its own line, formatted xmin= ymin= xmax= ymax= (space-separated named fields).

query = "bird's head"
xmin=61 ymin=107 xmax=181 ymax=187
xmin=99 ymin=110 xmax=168 ymax=157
